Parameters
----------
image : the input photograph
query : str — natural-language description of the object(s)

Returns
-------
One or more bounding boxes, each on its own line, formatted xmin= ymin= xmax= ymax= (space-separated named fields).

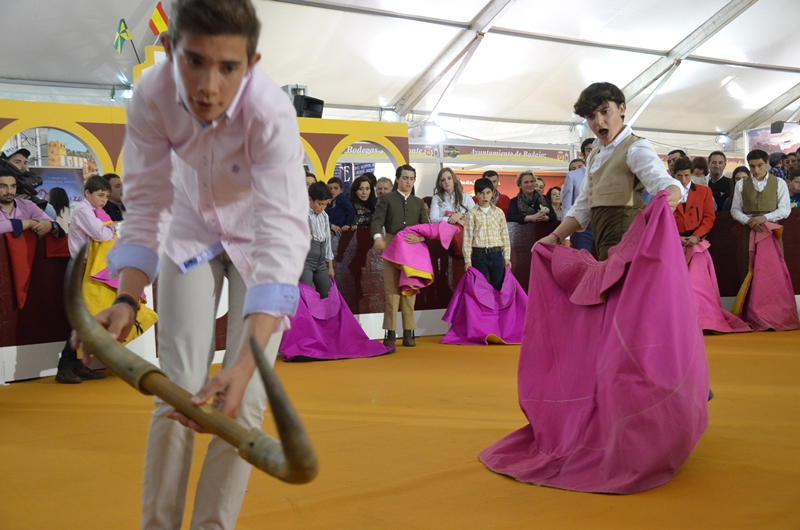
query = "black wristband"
xmin=113 ymin=294 xmax=139 ymax=317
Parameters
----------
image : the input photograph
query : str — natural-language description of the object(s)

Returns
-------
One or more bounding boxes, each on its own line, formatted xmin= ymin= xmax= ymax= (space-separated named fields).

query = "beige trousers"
xmin=142 ymin=256 xmax=282 ymax=530
xmin=382 ymin=233 xmax=417 ymax=331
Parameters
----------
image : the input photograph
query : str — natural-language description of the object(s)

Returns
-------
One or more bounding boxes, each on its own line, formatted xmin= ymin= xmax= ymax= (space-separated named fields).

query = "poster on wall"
xmin=333 ymin=162 xmax=375 ymax=193
xmin=745 ymin=123 xmax=800 ymax=156
xmin=30 ymin=167 xmax=85 ymax=207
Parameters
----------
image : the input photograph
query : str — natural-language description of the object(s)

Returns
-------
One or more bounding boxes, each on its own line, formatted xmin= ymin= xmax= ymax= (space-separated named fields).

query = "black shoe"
xmin=55 ymin=368 xmax=82 ymax=384
xmin=383 ymin=330 xmax=396 ymax=347
xmin=72 ymin=364 xmax=108 ymax=380
xmin=708 ymin=388 xmax=714 ymax=401
xmin=402 ymin=330 xmax=416 ymax=347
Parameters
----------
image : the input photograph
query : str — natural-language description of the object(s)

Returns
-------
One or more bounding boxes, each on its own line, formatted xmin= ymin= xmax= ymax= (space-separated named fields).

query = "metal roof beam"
xmin=391 ymin=0 xmax=515 ymax=116
xmin=727 ymin=81 xmax=800 ymax=137
xmin=622 ymin=0 xmax=759 ymax=101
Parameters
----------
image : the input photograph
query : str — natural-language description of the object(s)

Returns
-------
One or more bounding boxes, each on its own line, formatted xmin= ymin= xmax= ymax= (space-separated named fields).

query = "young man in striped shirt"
xmin=463 ymin=177 xmax=512 ymax=290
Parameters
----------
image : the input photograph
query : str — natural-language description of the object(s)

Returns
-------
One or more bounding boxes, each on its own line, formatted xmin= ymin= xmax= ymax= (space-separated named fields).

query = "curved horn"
xmin=65 ymin=245 xmax=319 ymax=484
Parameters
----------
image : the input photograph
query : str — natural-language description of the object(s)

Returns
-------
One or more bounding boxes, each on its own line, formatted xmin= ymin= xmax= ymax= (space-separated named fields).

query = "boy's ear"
xmin=162 ymin=33 xmax=173 ymax=61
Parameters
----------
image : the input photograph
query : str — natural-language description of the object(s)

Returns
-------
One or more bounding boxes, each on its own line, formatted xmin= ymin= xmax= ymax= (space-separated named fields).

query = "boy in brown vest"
xmin=730 ymin=149 xmax=791 ymax=277
xmin=539 ymin=82 xmax=680 ymax=259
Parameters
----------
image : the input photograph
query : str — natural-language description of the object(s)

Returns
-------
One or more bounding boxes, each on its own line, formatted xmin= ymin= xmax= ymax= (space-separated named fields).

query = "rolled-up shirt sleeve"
xmin=627 ymin=140 xmax=680 ymax=194
xmin=107 ymin=84 xmax=174 ymax=283
xmin=243 ymin=104 xmax=310 ymax=318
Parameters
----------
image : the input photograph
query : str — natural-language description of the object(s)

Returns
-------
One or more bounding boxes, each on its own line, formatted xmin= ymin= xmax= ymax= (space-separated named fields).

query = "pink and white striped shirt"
xmin=68 ymin=200 xmax=115 ymax=258
xmin=107 ymin=61 xmax=310 ymax=317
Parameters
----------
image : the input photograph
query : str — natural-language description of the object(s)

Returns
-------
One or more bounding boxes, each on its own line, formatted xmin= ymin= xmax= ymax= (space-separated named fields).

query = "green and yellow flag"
xmin=114 ymin=19 xmax=132 ymax=54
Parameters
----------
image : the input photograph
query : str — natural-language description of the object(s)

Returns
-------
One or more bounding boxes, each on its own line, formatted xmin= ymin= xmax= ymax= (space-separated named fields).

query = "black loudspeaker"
xmin=771 ymin=121 xmax=784 ymax=134
xmin=293 ymin=95 xmax=324 ymax=118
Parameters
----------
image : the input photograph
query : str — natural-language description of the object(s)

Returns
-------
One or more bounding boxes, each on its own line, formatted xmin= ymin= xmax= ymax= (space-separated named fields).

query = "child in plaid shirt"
xmin=463 ymin=177 xmax=511 ymax=290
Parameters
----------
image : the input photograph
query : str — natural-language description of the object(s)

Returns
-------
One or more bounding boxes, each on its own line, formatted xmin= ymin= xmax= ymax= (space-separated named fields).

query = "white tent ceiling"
xmin=2 ymin=0 xmax=799 ymax=154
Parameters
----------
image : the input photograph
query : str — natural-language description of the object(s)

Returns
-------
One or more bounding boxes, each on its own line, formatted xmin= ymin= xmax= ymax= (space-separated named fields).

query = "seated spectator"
xmin=568 ymin=158 xmax=585 ymax=171
xmin=691 ymin=156 xmax=710 ymax=187
xmin=349 ymin=174 xmax=377 ymax=228
xmin=730 ymin=149 xmax=799 ymax=331
xmin=325 ymin=176 xmax=355 ymax=236
xmin=430 ymin=167 xmax=475 ymax=225
xmin=788 ymin=170 xmax=800 ymax=208
xmin=305 ymin=170 xmax=317 ymax=189
xmin=102 ymin=173 xmax=125 ymax=221
xmin=48 ymin=187 xmax=72 ymax=233
xmin=375 ymin=176 xmax=393 ymax=197
xmin=546 ymin=186 xmax=563 ymax=221
xmin=508 ymin=170 xmax=556 ymax=224
xmin=476 ymin=170 xmax=511 ymax=219
xmin=0 ymin=170 xmax=62 ymax=238
xmin=302 ymin=182 xmax=335 ymax=299
xmin=768 ymin=151 xmax=789 ymax=180
xmin=721 ymin=166 xmax=750 ymax=211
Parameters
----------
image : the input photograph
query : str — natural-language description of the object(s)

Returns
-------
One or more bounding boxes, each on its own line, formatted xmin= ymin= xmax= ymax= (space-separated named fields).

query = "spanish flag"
xmin=113 ymin=19 xmax=132 ymax=54
xmin=149 ymin=1 xmax=169 ymax=36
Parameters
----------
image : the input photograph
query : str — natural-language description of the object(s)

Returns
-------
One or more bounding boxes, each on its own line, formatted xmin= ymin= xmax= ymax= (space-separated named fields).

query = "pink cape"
xmin=279 ymin=280 xmax=394 ymax=362
xmin=441 ymin=267 xmax=527 ymax=345
xmin=733 ymin=223 xmax=800 ymax=331
xmin=479 ymin=193 xmax=709 ymax=494
xmin=684 ymin=241 xmax=751 ymax=333
xmin=381 ymin=223 xmax=461 ymax=295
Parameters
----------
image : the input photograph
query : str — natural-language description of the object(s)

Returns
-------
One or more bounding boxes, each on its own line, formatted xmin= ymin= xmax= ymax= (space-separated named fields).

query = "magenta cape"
xmin=381 ymin=223 xmax=461 ymax=295
xmin=684 ymin=241 xmax=750 ymax=333
xmin=279 ymin=280 xmax=394 ymax=362
xmin=479 ymin=193 xmax=709 ymax=494
xmin=441 ymin=267 xmax=528 ymax=345
xmin=733 ymin=223 xmax=800 ymax=331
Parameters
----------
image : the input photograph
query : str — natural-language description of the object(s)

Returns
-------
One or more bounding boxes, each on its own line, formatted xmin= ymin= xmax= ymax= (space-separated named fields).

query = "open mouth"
xmin=598 ymin=128 xmax=609 ymax=138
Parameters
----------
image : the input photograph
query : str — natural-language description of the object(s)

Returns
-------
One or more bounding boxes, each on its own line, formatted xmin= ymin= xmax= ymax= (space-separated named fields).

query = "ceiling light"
xmin=424 ymin=123 xmax=446 ymax=143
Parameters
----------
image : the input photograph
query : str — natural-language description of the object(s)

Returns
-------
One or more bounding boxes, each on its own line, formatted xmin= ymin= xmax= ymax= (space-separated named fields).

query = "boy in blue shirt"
xmin=326 ymin=177 xmax=355 ymax=235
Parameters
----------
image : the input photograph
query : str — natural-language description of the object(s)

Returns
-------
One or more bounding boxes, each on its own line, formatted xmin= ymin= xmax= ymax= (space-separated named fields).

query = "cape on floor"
xmin=279 ymin=279 xmax=394 ymax=362
xmin=480 ymin=193 xmax=709 ymax=494
xmin=441 ymin=267 xmax=527 ymax=345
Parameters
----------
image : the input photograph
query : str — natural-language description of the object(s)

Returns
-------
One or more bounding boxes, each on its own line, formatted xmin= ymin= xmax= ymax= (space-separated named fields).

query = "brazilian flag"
xmin=114 ymin=19 xmax=132 ymax=54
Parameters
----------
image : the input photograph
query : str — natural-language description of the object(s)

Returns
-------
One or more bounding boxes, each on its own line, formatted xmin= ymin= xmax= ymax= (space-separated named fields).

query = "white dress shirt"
xmin=430 ymin=191 xmax=475 ymax=223
xmin=107 ymin=60 xmax=310 ymax=317
xmin=730 ymin=176 xmax=791 ymax=225
xmin=566 ymin=125 xmax=678 ymax=229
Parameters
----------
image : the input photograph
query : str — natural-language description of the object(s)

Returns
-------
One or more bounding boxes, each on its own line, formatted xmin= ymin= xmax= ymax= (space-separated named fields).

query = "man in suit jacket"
xmin=372 ymin=164 xmax=429 ymax=347
xmin=672 ymin=157 xmax=715 ymax=246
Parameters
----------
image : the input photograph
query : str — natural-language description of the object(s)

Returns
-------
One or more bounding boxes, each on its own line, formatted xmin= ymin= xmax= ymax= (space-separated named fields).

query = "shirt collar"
xmin=602 ymin=124 xmax=633 ymax=148
xmin=397 ymin=189 xmax=411 ymax=200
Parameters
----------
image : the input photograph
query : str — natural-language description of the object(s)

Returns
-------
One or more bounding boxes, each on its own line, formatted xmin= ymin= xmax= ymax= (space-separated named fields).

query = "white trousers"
xmin=142 ymin=256 xmax=282 ymax=530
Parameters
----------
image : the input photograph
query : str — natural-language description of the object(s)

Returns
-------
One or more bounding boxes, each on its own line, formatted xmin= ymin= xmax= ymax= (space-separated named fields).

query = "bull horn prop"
xmin=64 ymin=246 xmax=318 ymax=484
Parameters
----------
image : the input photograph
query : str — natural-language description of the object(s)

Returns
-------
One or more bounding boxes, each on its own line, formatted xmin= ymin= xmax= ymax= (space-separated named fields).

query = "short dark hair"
xmin=395 ymin=164 xmax=416 ymax=178
xmin=474 ymin=178 xmax=494 ymax=195
xmin=789 ymin=170 xmax=800 ymax=180
xmin=731 ymin=166 xmax=750 ymax=180
xmin=708 ymin=150 xmax=727 ymax=163
xmin=692 ymin=157 xmax=708 ymax=176
xmin=102 ymin=173 xmax=121 ymax=183
xmin=84 ymin=175 xmax=111 ymax=194
xmin=574 ymin=82 xmax=625 ymax=119
xmin=327 ymin=177 xmax=343 ymax=188
xmin=482 ymin=170 xmax=499 ymax=179
xmin=568 ymin=158 xmax=585 ymax=170
xmin=746 ymin=149 xmax=769 ymax=164
xmin=360 ymin=172 xmax=377 ymax=187
xmin=170 ymin=0 xmax=261 ymax=60
xmin=308 ymin=181 xmax=332 ymax=201
xmin=673 ymin=156 xmax=693 ymax=174
xmin=580 ymin=138 xmax=594 ymax=157
xmin=0 ymin=167 xmax=17 ymax=180
xmin=668 ymin=149 xmax=687 ymax=158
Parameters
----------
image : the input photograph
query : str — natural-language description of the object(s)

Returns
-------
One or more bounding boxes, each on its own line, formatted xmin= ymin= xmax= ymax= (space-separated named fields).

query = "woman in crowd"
xmin=48 ymin=187 xmax=72 ymax=233
xmin=721 ymin=166 xmax=750 ymax=211
xmin=430 ymin=167 xmax=474 ymax=225
xmin=349 ymin=174 xmax=377 ymax=228
xmin=546 ymin=186 xmax=563 ymax=221
xmin=508 ymin=170 xmax=555 ymax=224
xmin=692 ymin=157 xmax=710 ymax=186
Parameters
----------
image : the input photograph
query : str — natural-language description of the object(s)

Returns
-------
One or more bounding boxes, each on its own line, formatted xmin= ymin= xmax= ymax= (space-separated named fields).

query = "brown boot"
xmin=383 ymin=330 xmax=396 ymax=348
xmin=55 ymin=368 xmax=82 ymax=384
xmin=402 ymin=330 xmax=416 ymax=347
xmin=72 ymin=364 xmax=108 ymax=380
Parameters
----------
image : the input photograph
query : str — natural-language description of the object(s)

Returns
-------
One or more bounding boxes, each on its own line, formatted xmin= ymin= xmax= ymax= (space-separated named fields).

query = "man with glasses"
xmin=372 ymin=164 xmax=428 ymax=347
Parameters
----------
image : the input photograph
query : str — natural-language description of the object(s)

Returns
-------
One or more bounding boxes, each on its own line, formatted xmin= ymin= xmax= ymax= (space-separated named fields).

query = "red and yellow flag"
xmin=148 ymin=1 xmax=169 ymax=36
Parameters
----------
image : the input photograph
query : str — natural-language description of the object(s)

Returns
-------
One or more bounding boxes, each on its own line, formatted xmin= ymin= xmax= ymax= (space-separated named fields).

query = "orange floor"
xmin=1 ymin=332 xmax=799 ymax=529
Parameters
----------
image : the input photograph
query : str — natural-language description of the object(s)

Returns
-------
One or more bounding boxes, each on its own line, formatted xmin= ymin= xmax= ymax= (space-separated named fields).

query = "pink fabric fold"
xmin=279 ymin=280 xmax=394 ymax=362
xmin=735 ymin=223 xmax=800 ymax=331
xmin=381 ymin=223 xmax=461 ymax=295
xmin=684 ymin=241 xmax=750 ymax=333
xmin=441 ymin=267 xmax=528 ymax=345
xmin=479 ymin=192 xmax=709 ymax=494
